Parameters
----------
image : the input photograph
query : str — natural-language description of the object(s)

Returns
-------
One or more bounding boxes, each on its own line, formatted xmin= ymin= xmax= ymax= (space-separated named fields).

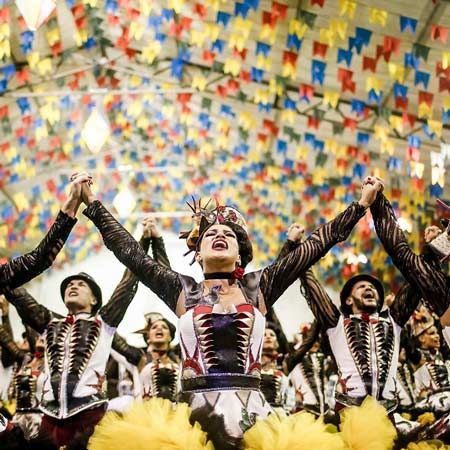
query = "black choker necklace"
xmin=204 ymin=272 xmax=233 ymax=279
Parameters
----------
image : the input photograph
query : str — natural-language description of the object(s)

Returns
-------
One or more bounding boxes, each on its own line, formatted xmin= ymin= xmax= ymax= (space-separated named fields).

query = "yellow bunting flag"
xmin=369 ymin=8 xmax=388 ymax=26
xmin=323 ymin=90 xmax=340 ymax=108
xmin=339 ymin=0 xmax=356 ymax=19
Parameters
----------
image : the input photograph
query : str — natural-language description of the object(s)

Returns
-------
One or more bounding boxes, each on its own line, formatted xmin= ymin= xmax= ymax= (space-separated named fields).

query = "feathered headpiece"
xmin=408 ymin=305 xmax=435 ymax=337
xmin=179 ymin=197 xmax=252 ymax=267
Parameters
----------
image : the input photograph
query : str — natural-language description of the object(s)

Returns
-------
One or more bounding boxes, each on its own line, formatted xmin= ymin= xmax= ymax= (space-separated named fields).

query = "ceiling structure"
xmin=0 ymin=0 xmax=449 ymax=291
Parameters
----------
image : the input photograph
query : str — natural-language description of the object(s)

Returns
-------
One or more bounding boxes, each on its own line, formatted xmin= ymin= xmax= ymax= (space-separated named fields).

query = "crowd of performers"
xmin=0 ymin=172 xmax=449 ymax=449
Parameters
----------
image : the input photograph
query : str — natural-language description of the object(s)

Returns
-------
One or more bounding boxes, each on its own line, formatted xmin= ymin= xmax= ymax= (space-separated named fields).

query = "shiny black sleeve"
xmin=0 ymin=324 xmax=27 ymax=367
xmin=389 ymin=282 xmax=422 ymax=327
xmin=83 ymin=201 xmax=182 ymax=312
xmin=100 ymin=237 xmax=151 ymax=328
xmin=0 ymin=211 xmax=77 ymax=293
xmin=151 ymin=236 xmax=171 ymax=269
xmin=299 ymin=269 xmax=340 ymax=330
xmin=260 ymin=202 xmax=367 ymax=309
xmin=371 ymin=194 xmax=449 ymax=317
xmin=275 ymin=239 xmax=339 ymax=329
xmin=111 ymin=333 xmax=144 ymax=367
xmin=5 ymin=287 xmax=52 ymax=334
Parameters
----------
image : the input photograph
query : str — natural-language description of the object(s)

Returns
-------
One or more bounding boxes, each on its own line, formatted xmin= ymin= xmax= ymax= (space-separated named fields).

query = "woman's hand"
xmin=61 ymin=172 xmax=93 ymax=217
xmin=359 ymin=175 xmax=384 ymax=208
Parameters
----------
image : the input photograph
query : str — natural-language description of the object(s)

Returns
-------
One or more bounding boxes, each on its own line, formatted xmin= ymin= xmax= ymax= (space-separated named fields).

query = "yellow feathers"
xmin=243 ymin=410 xmax=346 ymax=450
xmin=403 ymin=443 xmax=450 ymax=450
xmin=340 ymin=397 xmax=397 ymax=450
xmin=88 ymin=398 xmax=213 ymax=450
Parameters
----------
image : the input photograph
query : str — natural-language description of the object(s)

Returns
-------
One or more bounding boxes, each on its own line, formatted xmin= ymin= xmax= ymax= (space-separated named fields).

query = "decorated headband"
xmin=179 ymin=197 xmax=248 ymax=264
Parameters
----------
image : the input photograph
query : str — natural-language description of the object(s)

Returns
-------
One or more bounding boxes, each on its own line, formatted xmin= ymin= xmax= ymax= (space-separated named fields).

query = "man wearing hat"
xmin=282 ymin=218 xmax=422 ymax=414
xmin=1 ymin=218 xmax=159 ymax=448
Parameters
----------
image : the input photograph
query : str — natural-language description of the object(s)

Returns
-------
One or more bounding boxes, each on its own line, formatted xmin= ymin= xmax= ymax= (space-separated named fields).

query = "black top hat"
xmin=340 ymin=274 xmax=384 ymax=315
xmin=60 ymin=272 xmax=103 ymax=314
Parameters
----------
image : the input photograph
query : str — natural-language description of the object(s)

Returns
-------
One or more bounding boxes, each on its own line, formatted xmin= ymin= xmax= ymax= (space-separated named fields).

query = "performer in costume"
xmin=287 ymin=321 xmax=329 ymax=416
xmin=395 ymin=334 xmax=419 ymax=417
xmin=0 ymin=216 xmax=157 ymax=448
xmin=138 ymin=313 xmax=179 ymax=401
xmin=410 ymin=305 xmax=450 ymax=416
xmin=80 ymin=172 xmax=382 ymax=449
xmin=283 ymin=223 xmax=422 ymax=413
xmin=259 ymin=322 xmax=289 ymax=410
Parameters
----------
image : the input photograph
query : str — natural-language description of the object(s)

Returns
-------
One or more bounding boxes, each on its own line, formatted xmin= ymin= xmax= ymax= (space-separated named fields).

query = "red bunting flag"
xmin=310 ymin=0 xmax=325 ymax=6
xmin=436 ymin=62 xmax=450 ymax=78
xmin=262 ymin=11 xmax=277 ymax=28
xmin=299 ymin=83 xmax=314 ymax=100
xmin=395 ymin=97 xmax=408 ymax=110
xmin=193 ymin=3 xmax=207 ymax=18
xmin=376 ymin=45 xmax=391 ymax=62
xmin=240 ymin=70 xmax=251 ymax=82
xmin=271 ymin=1 xmax=288 ymax=20
xmin=283 ymin=50 xmax=298 ymax=65
xmin=383 ymin=36 xmax=401 ymax=55
xmin=202 ymin=50 xmax=215 ymax=64
xmin=418 ymin=90 xmax=433 ymax=106
xmin=343 ymin=117 xmax=357 ymax=131
xmin=307 ymin=116 xmax=320 ymax=129
xmin=313 ymin=41 xmax=328 ymax=58
xmin=263 ymin=119 xmax=279 ymax=135
xmin=362 ymin=56 xmax=377 ymax=72
xmin=439 ymin=77 xmax=450 ymax=93
xmin=402 ymin=113 xmax=417 ymax=128
xmin=233 ymin=47 xmax=247 ymax=60
xmin=0 ymin=105 xmax=8 ymax=119
xmin=431 ymin=24 xmax=448 ymax=43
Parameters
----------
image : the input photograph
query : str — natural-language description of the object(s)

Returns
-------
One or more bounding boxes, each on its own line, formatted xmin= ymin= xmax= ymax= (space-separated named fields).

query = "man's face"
xmin=64 ymin=279 xmax=96 ymax=313
xmin=346 ymin=280 xmax=379 ymax=314
xmin=418 ymin=326 xmax=440 ymax=351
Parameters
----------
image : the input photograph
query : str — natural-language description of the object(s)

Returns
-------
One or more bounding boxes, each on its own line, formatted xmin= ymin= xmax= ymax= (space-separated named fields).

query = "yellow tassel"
xmin=340 ymin=397 xmax=397 ymax=450
xmin=243 ymin=410 xmax=346 ymax=450
xmin=417 ymin=412 xmax=436 ymax=426
xmin=88 ymin=398 xmax=213 ymax=450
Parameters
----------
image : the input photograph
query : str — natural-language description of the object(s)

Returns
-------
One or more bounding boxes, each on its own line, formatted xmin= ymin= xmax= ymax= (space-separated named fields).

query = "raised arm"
xmin=370 ymin=193 xmax=449 ymax=318
xmin=0 ymin=174 xmax=93 ymax=293
xmin=286 ymin=321 xmax=320 ymax=372
xmin=100 ymin=234 xmax=151 ymax=328
xmin=275 ymin=225 xmax=340 ymax=329
xmin=300 ymin=269 xmax=339 ymax=330
xmin=389 ymin=282 xmax=422 ymax=327
xmin=260 ymin=199 xmax=368 ymax=309
xmin=0 ymin=323 xmax=27 ymax=367
xmin=82 ymin=200 xmax=182 ymax=313
xmin=5 ymin=287 xmax=52 ymax=334
xmin=111 ymin=333 xmax=144 ymax=367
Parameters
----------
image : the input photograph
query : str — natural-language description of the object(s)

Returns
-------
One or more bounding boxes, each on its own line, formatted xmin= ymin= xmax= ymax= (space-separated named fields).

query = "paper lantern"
xmin=81 ymin=108 xmax=110 ymax=153
xmin=113 ymin=186 xmax=136 ymax=217
xmin=15 ymin=0 xmax=56 ymax=31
